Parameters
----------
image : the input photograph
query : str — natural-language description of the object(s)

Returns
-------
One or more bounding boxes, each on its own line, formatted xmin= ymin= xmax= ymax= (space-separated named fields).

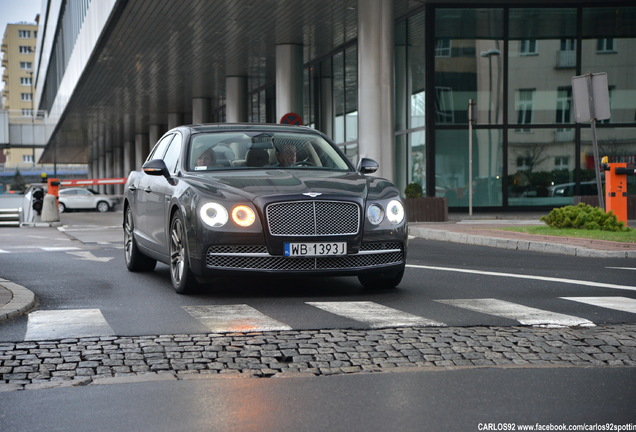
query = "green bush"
xmin=404 ymin=182 xmax=423 ymax=199
xmin=540 ymin=203 xmax=630 ymax=232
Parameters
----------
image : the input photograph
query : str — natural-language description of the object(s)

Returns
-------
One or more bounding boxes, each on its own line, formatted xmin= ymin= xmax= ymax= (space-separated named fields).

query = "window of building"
xmin=520 ymin=39 xmax=538 ymax=55
xmin=516 ymin=89 xmax=535 ymax=131
xmin=555 ymin=86 xmax=572 ymax=127
xmin=23 ymin=154 xmax=34 ymax=163
xmin=19 ymin=46 xmax=33 ymax=54
xmin=20 ymin=62 xmax=32 ymax=70
xmin=21 ymin=93 xmax=32 ymax=101
xmin=435 ymin=87 xmax=454 ymax=124
xmin=20 ymin=77 xmax=33 ymax=86
xmin=560 ymin=38 xmax=576 ymax=51
xmin=597 ymin=38 xmax=616 ymax=53
xmin=434 ymin=39 xmax=451 ymax=57
xmin=554 ymin=156 xmax=569 ymax=170
xmin=18 ymin=30 xmax=31 ymax=38
xmin=21 ymin=109 xmax=33 ymax=116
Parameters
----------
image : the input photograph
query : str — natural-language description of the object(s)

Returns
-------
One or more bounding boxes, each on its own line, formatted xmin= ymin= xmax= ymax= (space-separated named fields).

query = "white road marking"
xmin=407 ymin=264 xmax=636 ymax=292
xmin=40 ymin=247 xmax=81 ymax=252
xmin=0 ymin=249 xmax=8 ymax=253
xmin=606 ymin=267 xmax=636 ymax=271
xmin=183 ymin=305 xmax=292 ymax=333
xmin=561 ymin=296 xmax=636 ymax=314
xmin=66 ymin=251 xmax=114 ymax=262
xmin=306 ymin=301 xmax=445 ymax=328
xmin=436 ymin=298 xmax=595 ymax=328
xmin=25 ymin=309 xmax=114 ymax=341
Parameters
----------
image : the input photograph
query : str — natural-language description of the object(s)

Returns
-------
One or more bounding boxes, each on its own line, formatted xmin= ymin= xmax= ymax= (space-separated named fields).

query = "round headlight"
xmin=386 ymin=200 xmax=405 ymax=224
xmin=367 ymin=204 xmax=384 ymax=225
xmin=231 ymin=205 xmax=256 ymax=227
xmin=200 ymin=202 xmax=228 ymax=227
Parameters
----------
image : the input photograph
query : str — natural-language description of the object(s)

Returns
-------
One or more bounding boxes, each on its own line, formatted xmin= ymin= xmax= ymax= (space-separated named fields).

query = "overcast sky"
xmin=1 ymin=0 xmax=43 ymax=92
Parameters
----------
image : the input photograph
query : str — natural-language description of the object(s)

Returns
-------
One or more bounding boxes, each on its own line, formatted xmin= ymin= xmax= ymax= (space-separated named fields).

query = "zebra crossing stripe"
xmin=407 ymin=264 xmax=636 ymax=293
xmin=25 ymin=309 xmax=114 ymax=341
xmin=306 ymin=301 xmax=445 ymax=328
xmin=182 ymin=305 xmax=292 ymax=333
xmin=561 ymin=296 xmax=636 ymax=314
xmin=436 ymin=298 xmax=595 ymax=328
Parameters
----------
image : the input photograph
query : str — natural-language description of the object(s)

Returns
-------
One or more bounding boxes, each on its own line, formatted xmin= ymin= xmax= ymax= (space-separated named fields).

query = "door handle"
xmin=128 ymin=185 xmax=137 ymax=191
xmin=144 ymin=187 xmax=152 ymax=193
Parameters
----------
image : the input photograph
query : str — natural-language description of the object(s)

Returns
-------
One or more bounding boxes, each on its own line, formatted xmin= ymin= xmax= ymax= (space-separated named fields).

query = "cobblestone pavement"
xmin=2 ymin=324 xmax=635 ymax=392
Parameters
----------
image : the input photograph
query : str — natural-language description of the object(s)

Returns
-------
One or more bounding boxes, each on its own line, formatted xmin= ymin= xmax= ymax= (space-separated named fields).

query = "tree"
xmin=9 ymin=169 xmax=27 ymax=192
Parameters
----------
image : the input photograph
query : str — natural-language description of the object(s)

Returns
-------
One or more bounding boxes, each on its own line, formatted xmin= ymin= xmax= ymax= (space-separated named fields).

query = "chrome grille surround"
xmin=265 ymin=201 xmax=360 ymax=236
xmin=205 ymin=242 xmax=403 ymax=271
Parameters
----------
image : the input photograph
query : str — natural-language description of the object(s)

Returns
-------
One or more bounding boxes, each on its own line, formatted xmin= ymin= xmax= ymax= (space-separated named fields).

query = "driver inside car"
xmin=274 ymin=143 xmax=297 ymax=167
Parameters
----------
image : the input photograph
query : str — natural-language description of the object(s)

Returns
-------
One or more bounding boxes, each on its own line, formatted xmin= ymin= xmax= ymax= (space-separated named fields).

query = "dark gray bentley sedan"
xmin=123 ymin=124 xmax=407 ymax=294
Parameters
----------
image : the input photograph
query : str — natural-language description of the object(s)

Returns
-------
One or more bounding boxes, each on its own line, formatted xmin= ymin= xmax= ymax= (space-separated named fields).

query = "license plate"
xmin=284 ymin=242 xmax=347 ymax=257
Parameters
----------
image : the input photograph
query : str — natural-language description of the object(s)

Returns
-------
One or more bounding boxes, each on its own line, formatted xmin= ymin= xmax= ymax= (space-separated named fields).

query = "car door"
xmin=62 ymin=189 xmax=83 ymax=209
xmin=134 ymin=133 xmax=175 ymax=250
xmin=145 ymin=132 xmax=183 ymax=252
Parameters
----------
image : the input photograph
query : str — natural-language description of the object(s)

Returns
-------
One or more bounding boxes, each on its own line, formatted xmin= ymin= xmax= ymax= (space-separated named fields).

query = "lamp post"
xmin=29 ymin=70 xmax=35 ymax=167
xmin=480 ymin=48 xmax=500 ymax=204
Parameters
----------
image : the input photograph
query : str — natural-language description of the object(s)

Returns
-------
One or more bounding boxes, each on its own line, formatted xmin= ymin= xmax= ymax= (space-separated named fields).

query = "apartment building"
xmin=1 ymin=20 xmax=40 ymax=169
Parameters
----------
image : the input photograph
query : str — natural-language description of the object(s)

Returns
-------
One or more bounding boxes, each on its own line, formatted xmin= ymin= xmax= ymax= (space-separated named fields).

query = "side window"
xmin=163 ymin=133 xmax=183 ymax=174
xmin=147 ymin=134 xmax=174 ymax=162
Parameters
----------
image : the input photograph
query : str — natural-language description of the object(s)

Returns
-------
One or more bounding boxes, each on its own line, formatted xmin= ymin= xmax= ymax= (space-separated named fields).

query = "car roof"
xmin=177 ymin=123 xmax=321 ymax=135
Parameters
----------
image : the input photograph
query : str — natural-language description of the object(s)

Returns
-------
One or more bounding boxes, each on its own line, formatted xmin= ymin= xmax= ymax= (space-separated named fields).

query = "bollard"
xmin=41 ymin=194 xmax=60 ymax=223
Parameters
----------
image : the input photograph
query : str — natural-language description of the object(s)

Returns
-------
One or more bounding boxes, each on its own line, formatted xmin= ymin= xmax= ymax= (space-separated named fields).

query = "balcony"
xmin=555 ymin=128 xmax=575 ymax=142
xmin=556 ymin=50 xmax=576 ymax=69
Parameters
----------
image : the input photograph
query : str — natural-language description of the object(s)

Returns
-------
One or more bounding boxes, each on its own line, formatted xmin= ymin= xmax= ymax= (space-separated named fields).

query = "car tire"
xmin=58 ymin=202 xmax=66 ymax=213
xmin=169 ymin=211 xmax=200 ymax=294
xmin=358 ymin=268 xmax=404 ymax=290
xmin=96 ymin=201 xmax=110 ymax=212
xmin=124 ymin=206 xmax=157 ymax=272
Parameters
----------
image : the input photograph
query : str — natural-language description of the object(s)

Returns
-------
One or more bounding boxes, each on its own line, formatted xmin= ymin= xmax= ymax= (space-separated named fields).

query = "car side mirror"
xmin=142 ymin=159 xmax=171 ymax=180
xmin=357 ymin=158 xmax=379 ymax=174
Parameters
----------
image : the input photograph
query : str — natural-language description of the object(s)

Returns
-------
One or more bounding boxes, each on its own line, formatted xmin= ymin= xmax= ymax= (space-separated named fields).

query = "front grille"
xmin=266 ymin=201 xmax=360 ymax=236
xmin=205 ymin=242 xmax=403 ymax=271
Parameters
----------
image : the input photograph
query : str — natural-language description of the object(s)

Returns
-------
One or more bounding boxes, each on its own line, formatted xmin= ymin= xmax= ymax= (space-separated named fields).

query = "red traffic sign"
xmin=279 ymin=112 xmax=303 ymax=125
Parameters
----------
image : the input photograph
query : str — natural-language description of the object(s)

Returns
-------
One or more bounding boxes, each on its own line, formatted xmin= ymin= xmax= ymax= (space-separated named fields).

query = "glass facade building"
xmin=278 ymin=5 xmax=636 ymax=211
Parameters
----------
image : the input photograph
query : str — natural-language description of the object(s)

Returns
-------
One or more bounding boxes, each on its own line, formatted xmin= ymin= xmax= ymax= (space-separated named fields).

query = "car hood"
xmin=182 ymin=169 xmax=399 ymax=202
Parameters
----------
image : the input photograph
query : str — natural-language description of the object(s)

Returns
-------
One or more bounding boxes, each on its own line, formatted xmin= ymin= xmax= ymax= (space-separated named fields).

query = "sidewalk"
xmin=1 ymin=212 xmax=635 ymax=321
xmin=410 ymin=214 xmax=636 ymax=258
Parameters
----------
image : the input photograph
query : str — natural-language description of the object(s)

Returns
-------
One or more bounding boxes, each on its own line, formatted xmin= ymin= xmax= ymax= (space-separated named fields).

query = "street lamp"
xmin=480 ymin=48 xmax=500 ymax=204
xmin=29 ymin=70 xmax=35 ymax=167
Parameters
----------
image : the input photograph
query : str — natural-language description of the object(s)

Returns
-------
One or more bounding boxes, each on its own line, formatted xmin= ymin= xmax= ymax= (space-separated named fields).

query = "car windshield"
xmin=188 ymin=131 xmax=352 ymax=172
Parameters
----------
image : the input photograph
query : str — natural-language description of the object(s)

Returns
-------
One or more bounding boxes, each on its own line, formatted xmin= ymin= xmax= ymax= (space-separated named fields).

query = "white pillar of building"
xmin=148 ymin=124 xmax=162 ymax=149
xmin=192 ymin=98 xmax=210 ymax=124
xmin=168 ymin=113 xmax=183 ymax=130
xmin=320 ymin=77 xmax=333 ymax=138
xmin=358 ymin=0 xmax=394 ymax=181
xmin=275 ymin=44 xmax=303 ymax=123
xmin=104 ymin=126 xmax=114 ymax=194
xmin=134 ymin=133 xmax=148 ymax=169
xmin=226 ymin=76 xmax=248 ymax=123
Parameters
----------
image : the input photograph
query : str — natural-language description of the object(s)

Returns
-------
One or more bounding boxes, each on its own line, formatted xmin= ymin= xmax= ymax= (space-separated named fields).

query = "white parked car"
xmin=58 ymin=188 xmax=120 ymax=213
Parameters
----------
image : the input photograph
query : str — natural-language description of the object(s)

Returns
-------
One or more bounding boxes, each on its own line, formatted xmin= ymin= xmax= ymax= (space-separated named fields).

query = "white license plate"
xmin=284 ymin=242 xmax=347 ymax=257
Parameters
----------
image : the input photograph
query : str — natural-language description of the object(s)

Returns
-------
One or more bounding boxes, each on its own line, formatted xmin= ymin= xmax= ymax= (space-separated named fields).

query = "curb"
xmin=0 ymin=279 xmax=37 ymax=322
xmin=409 ymin=226 xmax=636 ymax=259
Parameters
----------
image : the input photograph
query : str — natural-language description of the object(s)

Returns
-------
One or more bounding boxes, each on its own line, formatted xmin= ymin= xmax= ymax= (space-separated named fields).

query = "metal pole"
xmin=586 ymin=73 xmax=605 ymax=211
xmin=468 ymin=99 xmax=475 ymax=216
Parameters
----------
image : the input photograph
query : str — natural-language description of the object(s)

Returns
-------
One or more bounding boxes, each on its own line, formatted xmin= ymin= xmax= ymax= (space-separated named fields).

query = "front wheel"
xmin=170 ymin=211 xmax=200 ymax=294
xmin=358 ymin=268 xmax=404 ymax=290
xmin=58 ymin=202 xmax=66 ymax=213
xmin=124 ymin=206 xmax=156 ymax=272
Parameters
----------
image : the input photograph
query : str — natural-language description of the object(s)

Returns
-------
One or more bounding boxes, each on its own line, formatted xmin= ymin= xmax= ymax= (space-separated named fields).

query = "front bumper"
xmin=190 ymin=240 xmax=405 ymax=278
